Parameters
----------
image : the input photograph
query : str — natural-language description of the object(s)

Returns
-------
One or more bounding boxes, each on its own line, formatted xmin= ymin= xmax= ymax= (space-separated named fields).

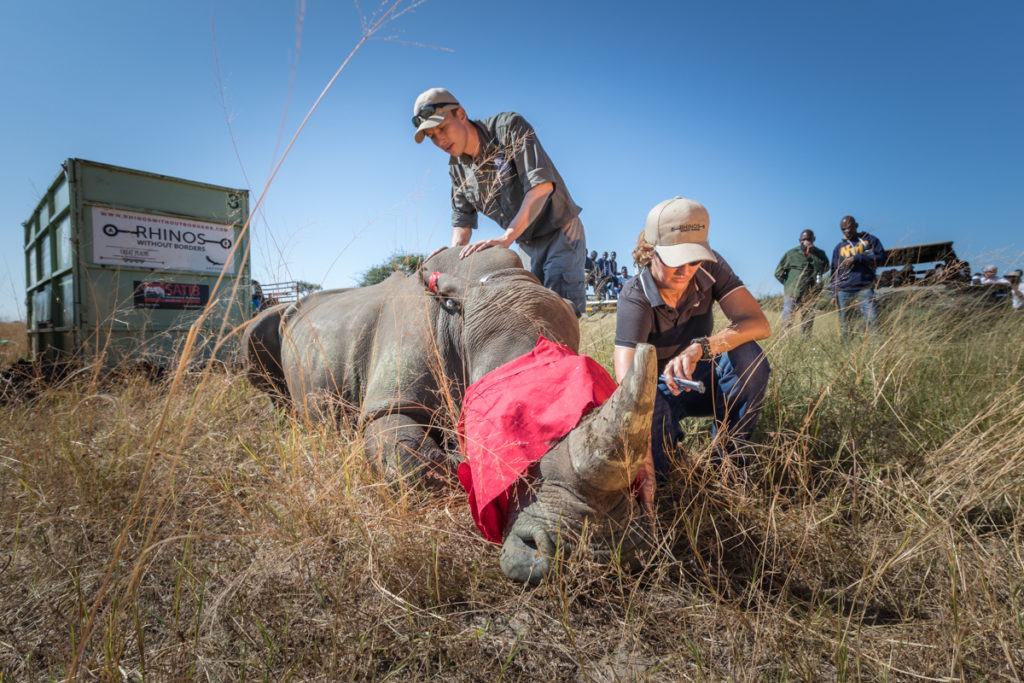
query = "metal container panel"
xmin=24 ymin=158 xmax=251 ymax=367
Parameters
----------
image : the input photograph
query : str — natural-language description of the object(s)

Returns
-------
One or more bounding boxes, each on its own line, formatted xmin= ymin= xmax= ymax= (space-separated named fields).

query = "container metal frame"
xmin=23 ymin=158 xmax=251 ymax=367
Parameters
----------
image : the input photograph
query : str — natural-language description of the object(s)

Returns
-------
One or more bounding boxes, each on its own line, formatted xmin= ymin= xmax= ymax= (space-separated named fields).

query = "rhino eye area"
xmin=442 ymin=298 xmax=460 ymax=313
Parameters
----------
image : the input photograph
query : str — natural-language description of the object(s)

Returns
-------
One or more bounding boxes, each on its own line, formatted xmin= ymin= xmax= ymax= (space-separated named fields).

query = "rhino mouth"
xmin=499 ymin=516 xmax=556 ymax=585
xmin=500 ymin=502 xmax=651 ymax=585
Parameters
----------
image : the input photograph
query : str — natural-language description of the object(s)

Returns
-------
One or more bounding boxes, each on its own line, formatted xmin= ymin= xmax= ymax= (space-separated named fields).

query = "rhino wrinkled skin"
xmin=243 ymin=247 xmax=656 ymax=583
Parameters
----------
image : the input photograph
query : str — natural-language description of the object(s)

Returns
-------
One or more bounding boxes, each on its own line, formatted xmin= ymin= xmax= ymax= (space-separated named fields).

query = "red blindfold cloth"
xmin=457 ymin=336 xmax=617 ymax=543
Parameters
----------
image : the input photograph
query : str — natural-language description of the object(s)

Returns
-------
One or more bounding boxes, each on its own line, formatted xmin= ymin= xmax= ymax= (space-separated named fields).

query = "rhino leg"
xmin=243 ymin=305 xmax=289 ymax=407
xmin=363 ymin=413 xmax=455 ymax=487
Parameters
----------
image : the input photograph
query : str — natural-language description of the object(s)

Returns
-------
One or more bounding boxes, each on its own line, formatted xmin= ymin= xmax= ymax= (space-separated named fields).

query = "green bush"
xmin=358 ymin=251 xmax=424 ymax=287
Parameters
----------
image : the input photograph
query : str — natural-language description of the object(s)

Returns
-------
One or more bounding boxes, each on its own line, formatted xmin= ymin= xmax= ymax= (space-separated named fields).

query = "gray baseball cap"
xmin=412 ymin=87 xmax=460 ymax=143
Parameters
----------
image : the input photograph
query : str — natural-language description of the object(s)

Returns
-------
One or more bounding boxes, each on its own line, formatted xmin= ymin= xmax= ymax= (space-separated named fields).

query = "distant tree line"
xmin=359 ymin=251 xmax=424 ymax=287
xmin=294 ymin=281 xmax=322 ymax=296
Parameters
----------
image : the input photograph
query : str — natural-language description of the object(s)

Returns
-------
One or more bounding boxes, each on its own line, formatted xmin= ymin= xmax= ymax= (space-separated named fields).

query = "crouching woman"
xmin=613 ymin=197 xmax=772 ymax=477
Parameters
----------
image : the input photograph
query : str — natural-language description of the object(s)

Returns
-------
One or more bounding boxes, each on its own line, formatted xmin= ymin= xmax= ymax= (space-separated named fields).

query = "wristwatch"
xmin=691 ymin=336 xmax=712 ymax=360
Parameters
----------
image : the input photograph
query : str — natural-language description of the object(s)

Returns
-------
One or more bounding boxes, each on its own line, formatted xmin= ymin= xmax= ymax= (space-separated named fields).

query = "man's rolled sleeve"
xmin=451 ymin=185 xmax=478 ymax=229
xmin=506 ymin=115 xmax=558 ymax=192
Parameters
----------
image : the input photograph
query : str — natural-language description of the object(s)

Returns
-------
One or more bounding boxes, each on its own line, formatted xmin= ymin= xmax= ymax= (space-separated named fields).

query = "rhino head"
xmin=418 ymin=247 xmax=580 ymax=384
xmin=498 ymin=343 xmax=657 ymax=584
xmin=419 ymin=248 xmax=657 ymax=584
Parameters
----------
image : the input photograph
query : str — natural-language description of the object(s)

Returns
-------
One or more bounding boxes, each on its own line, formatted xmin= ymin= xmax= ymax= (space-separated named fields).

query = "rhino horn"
xmin=569 ymin=344 xmax=657 ymax=491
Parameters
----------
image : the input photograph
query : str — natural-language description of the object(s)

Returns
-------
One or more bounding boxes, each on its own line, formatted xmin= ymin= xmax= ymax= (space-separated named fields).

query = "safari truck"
xmin=874 ymin=241 xmax=1013 ymax=311
xmin=23 ymin=158 xmax=251 ymax=368
xmin=876 ymin=241 xmax=959 ymax=287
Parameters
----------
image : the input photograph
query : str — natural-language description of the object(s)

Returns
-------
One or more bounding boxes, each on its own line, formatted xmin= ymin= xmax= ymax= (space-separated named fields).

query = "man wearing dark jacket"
xmin=830 ymin=215 xmax=885 ymax=337
xmin=775 ymin=229 xmax=829 ymax=335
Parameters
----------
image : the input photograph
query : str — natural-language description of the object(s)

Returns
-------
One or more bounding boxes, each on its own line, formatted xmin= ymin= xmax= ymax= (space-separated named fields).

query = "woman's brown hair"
xmin=632 ymin=231 xmax=655 ymax=269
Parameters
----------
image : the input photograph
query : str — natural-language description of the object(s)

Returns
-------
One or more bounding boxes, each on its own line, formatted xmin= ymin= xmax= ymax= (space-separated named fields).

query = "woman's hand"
xmin=661 ymin=343 xmax=703 ymax=395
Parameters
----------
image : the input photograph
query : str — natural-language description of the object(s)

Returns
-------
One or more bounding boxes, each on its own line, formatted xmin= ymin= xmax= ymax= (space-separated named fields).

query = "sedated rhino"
xmin=243 ymin=247 xmax=656 ymax=583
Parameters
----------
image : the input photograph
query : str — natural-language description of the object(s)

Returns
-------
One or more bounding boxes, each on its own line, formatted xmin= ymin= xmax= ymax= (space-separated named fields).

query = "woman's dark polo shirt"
xmin=614 ymin=251 xmax=744 ymax=371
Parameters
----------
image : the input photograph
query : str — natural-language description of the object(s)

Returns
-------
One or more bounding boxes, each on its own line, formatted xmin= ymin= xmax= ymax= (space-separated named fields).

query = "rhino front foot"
xmin=364 ymin=413 xmax=456 ymax=487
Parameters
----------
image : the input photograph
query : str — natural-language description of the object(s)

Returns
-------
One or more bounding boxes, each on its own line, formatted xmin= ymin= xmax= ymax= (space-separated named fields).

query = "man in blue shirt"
xmin=830 ymin=215 xmax=886 ymax=337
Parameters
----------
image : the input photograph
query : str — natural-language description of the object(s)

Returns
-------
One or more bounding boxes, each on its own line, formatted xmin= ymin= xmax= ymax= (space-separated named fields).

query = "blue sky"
xmin=2 ymin=0 xmax=1021 ymax=322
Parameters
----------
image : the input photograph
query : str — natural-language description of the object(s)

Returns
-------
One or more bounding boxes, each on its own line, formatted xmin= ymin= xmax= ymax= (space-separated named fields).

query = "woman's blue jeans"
xmin=650 ymin=341 xmax=771 ymax=475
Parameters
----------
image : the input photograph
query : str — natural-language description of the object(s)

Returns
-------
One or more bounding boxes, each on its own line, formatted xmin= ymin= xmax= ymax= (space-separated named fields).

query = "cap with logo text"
xmin=413 ymin=87 xmax=460 ymax=143
xmin=644 ymin=197 xmax=716 ymax=267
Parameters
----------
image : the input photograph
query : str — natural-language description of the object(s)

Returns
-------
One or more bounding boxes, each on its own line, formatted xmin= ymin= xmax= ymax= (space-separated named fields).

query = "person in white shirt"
xmin=978 ymin=265 xmax=1010 ymax=285
xmin=1006 ymin=269 xmax=1023 ymax=310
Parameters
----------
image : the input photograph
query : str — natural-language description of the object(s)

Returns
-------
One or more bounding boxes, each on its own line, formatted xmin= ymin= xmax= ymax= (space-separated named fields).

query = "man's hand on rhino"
xmin=459 ymin=234 xmax=513 ymax=259
xmin=425 ymin=245 xmax=448 ymax=261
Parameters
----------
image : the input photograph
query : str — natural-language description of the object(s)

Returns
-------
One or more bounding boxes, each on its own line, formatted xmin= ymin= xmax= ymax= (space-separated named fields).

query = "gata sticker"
xmin=133 ymin=281 xmax=210 ymax=310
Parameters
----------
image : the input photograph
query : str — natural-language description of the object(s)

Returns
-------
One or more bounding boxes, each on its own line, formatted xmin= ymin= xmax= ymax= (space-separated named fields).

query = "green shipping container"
xmin=23 ymin=158 xmax=250 ymax=367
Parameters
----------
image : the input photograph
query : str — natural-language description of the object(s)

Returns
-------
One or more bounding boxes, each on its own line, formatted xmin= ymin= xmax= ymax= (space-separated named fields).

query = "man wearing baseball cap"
xmin=412 ymin=87 xmax=588 ymax=314
xmin=613 ymin=197 xmax=772 ymax=482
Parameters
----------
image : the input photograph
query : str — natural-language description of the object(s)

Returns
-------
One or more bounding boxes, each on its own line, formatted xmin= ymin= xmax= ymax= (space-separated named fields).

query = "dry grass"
xmin=0 ymin=321 xmax=28 ymax=367
xmin=1 ymin=291 xmax=1023 ymax=681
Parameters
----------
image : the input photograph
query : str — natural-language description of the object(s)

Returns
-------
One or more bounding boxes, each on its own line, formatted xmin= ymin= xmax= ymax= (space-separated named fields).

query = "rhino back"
xmin=361 ymin=278 xmax=459 ymax=421
xmin=279 ymin=276 xmax=448 ymax=420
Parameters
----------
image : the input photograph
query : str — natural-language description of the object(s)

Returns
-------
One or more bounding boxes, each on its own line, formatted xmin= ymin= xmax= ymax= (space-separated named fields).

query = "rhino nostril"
xmin=518 ymin=534 xmax=538 ymax=552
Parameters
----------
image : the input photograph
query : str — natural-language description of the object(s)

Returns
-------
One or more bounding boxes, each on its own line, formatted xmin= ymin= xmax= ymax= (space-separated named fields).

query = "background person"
xmin=595 ymin=251 xmax=613 ymax=299
xmin=601 ymin=251 xmax=619 ymax=298
xmin=975 ymin=264 xmax=1013 ymax=306
xmin=774 ymin=229 xmax=829 ymax=336
xmin=1006 ymin=269 xmax=1024 ymax=310
xmin=585 ymin=250 xmax=598 ymax=296
xmin=615 ymin=266 xmax=631 ymax=296
xmin=978 ymin=265 xmax=1010 ymax=285
xmin=251 ymin=280 xmax=264 ymax=316
xmin=830 ymin=215 xmax=885 ymax=337
xmin=613 ymin=197 xmax=771 ymax=479
xmin=413 ymin=87 xmax=588 ymax=314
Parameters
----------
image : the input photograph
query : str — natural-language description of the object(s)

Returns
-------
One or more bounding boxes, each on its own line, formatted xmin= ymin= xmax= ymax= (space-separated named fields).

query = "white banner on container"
xmin=91 ymin=206 xmax=239 ymax=274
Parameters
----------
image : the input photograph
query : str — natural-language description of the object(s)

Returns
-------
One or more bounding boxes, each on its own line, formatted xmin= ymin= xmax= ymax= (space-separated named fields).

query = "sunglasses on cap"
xmin=412 ymin=102 xmax=458 ymax=127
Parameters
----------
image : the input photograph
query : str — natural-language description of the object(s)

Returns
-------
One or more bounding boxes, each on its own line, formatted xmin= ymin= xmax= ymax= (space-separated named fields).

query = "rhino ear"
xmin=419 ymin=268 xmax=469 ymax=314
